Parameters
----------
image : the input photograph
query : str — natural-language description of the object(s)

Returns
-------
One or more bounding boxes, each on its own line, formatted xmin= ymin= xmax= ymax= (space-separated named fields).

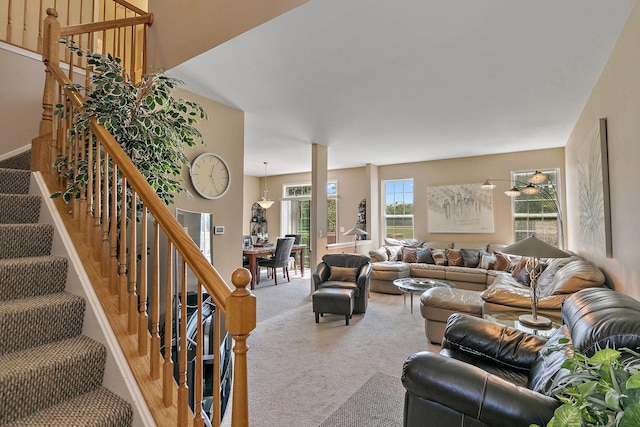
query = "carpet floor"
xmin=223 ymin=271 xmax=439 ymax=427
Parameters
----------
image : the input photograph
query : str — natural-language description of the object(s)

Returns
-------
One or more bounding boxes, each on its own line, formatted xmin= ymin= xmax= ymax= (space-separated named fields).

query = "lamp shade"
xmin=343 ymin=226 xmax=368 ymax=237
xmin=521 ymin=184 xmax=540 ymax=195
xmin=529 ymin=171 xmax=549 ymax=184
xmin=504 ymin=187 xmax=521 ymax=197
xmin=481 ymin=180 xmax=496 ymax=190
xmin=501 ymin=235 xmax=569 ymax=259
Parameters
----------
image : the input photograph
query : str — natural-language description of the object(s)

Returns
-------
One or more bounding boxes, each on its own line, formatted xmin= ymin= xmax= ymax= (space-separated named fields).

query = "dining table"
xmin=243 ymin=244 xmax=307 ymax=289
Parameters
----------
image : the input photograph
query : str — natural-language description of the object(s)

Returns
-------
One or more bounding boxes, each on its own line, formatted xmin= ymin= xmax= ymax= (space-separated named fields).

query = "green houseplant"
xmin=53 ymin=38 xmax=207 ymax=206
xmin=533 ymin=342 xmax=640 ymax=427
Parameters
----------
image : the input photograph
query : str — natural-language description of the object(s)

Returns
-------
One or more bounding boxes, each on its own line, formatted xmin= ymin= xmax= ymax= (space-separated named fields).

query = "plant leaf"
xmin=627 ymin=372 xmax=640 ymax=390
xmin=549 ymin=405 xmax=583 ymax=427
xmin=590 ymin=348 xmax=621 ymax=366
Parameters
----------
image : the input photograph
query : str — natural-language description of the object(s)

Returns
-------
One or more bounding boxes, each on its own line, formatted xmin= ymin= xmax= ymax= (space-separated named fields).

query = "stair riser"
xmin=0 ymin=256 xmax=68 ymax=301
xmin=0 ymin=224 xmax=53 ymax=259
xmin=0 ymin=169 xmax=30 ymax=195
xmin=0 ymin=194 xmax=41 ymax=224
xmin=0 ymin=294 xmax=85 ymax=355
xmin=0 ymin=342 xmax=106 ymax=424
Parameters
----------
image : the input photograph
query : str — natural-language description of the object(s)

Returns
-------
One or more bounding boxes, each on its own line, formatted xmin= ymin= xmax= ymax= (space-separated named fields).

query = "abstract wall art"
xmin=427 ymin=183 xmax=494 ymax=233
xmin=577 ymin=118 xmax=612 ymax=257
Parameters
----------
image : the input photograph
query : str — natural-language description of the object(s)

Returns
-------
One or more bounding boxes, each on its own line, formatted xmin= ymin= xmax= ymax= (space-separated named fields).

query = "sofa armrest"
xmin=443 ymin=313 xmax=548 ymax=370
xmin=312 ymin=263 xmax=330 ymax=290
xmin=356 ymin=263 xmax=372 ymax=290
xmin=402 ymin=351 xmax=559 ymax=427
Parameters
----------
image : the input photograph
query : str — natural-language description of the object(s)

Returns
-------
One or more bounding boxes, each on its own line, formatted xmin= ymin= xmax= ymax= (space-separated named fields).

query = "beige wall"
xmin=147 ymin=0 xmax=308 ymax=70
xmin=565 ymin=1 xmax=640 ymax=298
xmin=172 ymin=88 xmax=245 ymax=283
xmin=0 ymin=48 xmax=43 ymax=154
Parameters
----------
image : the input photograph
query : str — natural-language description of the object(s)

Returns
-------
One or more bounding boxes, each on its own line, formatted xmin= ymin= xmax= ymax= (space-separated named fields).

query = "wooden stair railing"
xmin=33 ymin=8 xmax=255 ymax=427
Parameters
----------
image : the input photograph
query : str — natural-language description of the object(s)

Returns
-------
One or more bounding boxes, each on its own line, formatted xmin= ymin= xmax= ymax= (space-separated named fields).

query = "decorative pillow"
xmin=384 ymin=245 xmax=403 ymax=261
xmin=401 ymin=247 xmax=417 ymax=263
xmin=416 ymin=247 xmax=435 ymax=264
xmin=478 ymin=250 xmax=497 ymax=269
xmin=445 ymin=248 xmax=464 ymax=267
xmin=493 ymin=251 xmax=512 ymax=271
xmin=516 ymin=262 xmax=548 ymax=286
xmin=368 ymin=248 xmax=388 ymax=263
xmin=460 ymin=248 xmax=481 ymax=268
xmin=511 ymin=257 xmax=529 ymax=279
xmin=328 ymin=266 xmax=358 ymax=282
xmin=430 ymin=248 xmax=448 ymax=266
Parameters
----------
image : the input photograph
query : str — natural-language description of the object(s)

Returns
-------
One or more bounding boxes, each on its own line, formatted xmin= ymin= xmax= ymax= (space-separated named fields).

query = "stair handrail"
xmin=36 ymin=8 xmax=254 ymax=427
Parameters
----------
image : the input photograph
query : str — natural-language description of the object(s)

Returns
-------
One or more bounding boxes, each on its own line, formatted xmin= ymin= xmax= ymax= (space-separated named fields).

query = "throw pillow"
xmin=511 ymin=258 xmax=530 ymax=280
xmin=493 ymin=251 xmax=512 ymax=271
xmin=416 ymin=247 xmax=435 ymax=264
xmin=430 ymin=248 xmax=448 ymax=266
xmin=402 ymin=247 xmax=417 ymax=263
xmin=328 ymin=266 xmax=358 ymax=282
xmin=384 ymin=245 xmax=402 ymax=261
xmin=516 ymin=262 xmax=548 ymax=286
xmin=460 ymin=248 xmax=481 ymax=268
xmin=445 ymin=248 xmax=464 ymax=267
xmin=478 ymin=250 xmax=497 ymax=269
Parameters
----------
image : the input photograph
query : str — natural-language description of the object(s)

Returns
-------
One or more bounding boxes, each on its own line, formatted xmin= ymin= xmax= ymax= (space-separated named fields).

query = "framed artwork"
xmin=427 ymin=183 xmax=494 ymax=233
xmin=578 ymin=118 xmax=612 ymax=257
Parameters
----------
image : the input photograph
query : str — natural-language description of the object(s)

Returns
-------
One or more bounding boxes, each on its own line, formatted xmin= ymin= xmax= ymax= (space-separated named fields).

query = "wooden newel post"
xmin=33 ymin=8 xmax=61 ymax=173
xmin=227 ymin=268 xmax=256 ymax=427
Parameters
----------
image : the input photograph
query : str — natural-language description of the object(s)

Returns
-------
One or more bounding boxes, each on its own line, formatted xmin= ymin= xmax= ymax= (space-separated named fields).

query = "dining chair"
xmin=257 ymin=237 xmax=295 ymax=285
xmin=285 ymin=234 xmax=302 ymax=274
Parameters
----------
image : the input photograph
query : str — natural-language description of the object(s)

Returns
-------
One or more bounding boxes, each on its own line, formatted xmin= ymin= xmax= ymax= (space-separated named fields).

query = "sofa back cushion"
xmin=421 ymin=241 xmax=454 ymax=249
xmin=540 ymin=260 xmax=605 ymax=297
xmin=562 ymin=288 xmax=640 ymax=356
xmin=528 ymin=325 xmax=573 ymax=395
xmin=369 ymin=248 xmax=388 ymax=262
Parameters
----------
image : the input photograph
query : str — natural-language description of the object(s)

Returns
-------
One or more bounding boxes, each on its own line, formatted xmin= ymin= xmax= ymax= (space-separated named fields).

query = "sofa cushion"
xmin=416 ymin=247 xmax=434 ymax=264
xmin=402 ymin=247 xmax=418 ymax=263
xmin=385 ymin=245 xmax=403 ymax=261
xmin=460 ymin=248 xmax=481 ymax=268
xmin=410 ymin=263 xmax=447 ymax=280
xmin=430 ymin=248 xmax=448 ymax=266
xmin=445 ymin=248 xmax=464 ymax=266
xmin=543 ymin=260 xmax=605 ymax=296
xmin=328 ymin=266 xmax=358 ymax=282
xmin=422 ymin=241 xmax=454 ymax=249
xmin=385 ymin=237 xmax=423 ymax=248
xmin=369 ymin=247 xmax=388 ymax=263
xmin=515 ymin=262 xmax=547 ymax=286
xmin=445 ymin=266 xmax=489 ymax=284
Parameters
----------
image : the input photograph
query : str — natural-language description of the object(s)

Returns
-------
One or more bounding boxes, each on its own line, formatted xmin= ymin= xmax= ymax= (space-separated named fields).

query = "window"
xmin=383 ymin=179 xmax=414 ymax=239
xmin=511 ymin=169 xmax=561 ymax=246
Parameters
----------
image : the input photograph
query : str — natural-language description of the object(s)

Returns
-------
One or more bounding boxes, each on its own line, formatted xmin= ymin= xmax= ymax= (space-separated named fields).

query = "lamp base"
xmin=518 ymin=313 xmax=552 ymax=328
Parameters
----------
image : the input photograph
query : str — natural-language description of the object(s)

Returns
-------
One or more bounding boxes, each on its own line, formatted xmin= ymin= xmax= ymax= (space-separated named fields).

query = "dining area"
xmin=242 ymin=235 xmax=307 ymax=289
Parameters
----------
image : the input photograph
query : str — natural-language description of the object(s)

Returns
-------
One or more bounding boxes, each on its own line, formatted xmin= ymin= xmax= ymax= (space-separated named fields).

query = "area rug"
xmin=318 ymin=372 xmax=404 ymax=427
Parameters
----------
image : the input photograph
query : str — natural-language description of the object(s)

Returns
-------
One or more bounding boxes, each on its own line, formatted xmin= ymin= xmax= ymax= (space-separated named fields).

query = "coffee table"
xmin=483 ymin=311 xmax=562 ymax=337
xmin=393 ymin=278 xmax=455 ymax=313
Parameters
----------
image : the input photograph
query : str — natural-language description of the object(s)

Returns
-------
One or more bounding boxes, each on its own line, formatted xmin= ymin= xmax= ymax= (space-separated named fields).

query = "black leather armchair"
xmin=402 ymin=287 xmax=640 ymax=427
xmin=313 ymin=253 xmax=372 ymax=314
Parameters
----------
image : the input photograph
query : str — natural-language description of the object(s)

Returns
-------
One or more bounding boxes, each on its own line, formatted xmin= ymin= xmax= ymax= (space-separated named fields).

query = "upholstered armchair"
xmin=313 ymin=253 xmax=372 ymax=314
xmin=401 ymin=288 xmax=640 ymax=427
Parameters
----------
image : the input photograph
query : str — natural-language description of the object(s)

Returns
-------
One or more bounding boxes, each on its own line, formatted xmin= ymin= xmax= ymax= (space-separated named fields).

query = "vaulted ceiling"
xmin=170 ymin=0 xmax=634 ymax=177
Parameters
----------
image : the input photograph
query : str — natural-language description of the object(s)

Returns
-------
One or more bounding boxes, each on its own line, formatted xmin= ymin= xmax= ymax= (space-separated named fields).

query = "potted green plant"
xmin=533 ymin=342 xmax=640 ymax=427
xmin=52 ymin=38 xmax=207 ymax=205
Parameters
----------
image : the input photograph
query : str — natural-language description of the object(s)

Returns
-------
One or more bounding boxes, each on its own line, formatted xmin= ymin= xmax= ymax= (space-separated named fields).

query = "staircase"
xmin=0 ymin=166 xmax=133 ymax=426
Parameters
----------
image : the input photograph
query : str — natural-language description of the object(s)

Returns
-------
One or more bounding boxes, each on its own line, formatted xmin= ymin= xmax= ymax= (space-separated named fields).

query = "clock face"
xmin=190 ymin=153 xmax=230 ymax=199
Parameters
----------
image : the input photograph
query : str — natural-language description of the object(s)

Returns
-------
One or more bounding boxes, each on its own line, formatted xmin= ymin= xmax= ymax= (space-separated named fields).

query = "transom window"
xmin=383 ymin=179 xmax=414 ymax=239
xmin=511 ymin=169 xmax=561 ymax=247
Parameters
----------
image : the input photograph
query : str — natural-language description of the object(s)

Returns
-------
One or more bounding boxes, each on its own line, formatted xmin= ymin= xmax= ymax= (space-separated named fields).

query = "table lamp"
xmin=500 ymin=235 xmax=570 ymax=327
xmin=343 ymin=226 xmax=368 ymax=252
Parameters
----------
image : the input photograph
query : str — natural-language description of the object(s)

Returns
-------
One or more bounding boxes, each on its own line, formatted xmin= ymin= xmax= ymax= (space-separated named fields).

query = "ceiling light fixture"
xmin=257 ymin=162 xmax=274 ymax=209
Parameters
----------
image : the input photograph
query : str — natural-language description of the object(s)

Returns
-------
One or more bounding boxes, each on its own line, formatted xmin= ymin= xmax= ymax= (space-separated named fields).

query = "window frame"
xmin=382 ymin=178 xmax=414 ymax=239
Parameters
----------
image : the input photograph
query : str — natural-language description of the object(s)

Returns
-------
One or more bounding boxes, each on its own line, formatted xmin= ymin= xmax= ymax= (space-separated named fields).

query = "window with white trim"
xmin=383 ymin=179 xmax=414 ymax=239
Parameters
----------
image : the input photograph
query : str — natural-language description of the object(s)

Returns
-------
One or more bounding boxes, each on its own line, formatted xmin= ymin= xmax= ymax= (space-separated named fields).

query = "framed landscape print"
xmin=427 ymin=183 xmax=494 ymax=233
xmin=578 ymin=118 xmax=612 ymax=257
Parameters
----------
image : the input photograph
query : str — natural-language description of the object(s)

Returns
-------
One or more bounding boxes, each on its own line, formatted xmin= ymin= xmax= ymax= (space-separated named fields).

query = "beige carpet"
xmin=223 ymin=271 xmax=439 ymax=427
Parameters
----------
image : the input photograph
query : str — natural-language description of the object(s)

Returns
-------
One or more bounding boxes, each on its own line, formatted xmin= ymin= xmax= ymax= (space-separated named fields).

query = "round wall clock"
xmin=190 ymin=152 xmax=231 ymax=199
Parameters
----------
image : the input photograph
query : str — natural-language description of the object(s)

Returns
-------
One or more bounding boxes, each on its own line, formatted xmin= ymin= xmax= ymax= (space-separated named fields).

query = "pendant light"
xmin=257 ymin=162 xmax=274 ymax=209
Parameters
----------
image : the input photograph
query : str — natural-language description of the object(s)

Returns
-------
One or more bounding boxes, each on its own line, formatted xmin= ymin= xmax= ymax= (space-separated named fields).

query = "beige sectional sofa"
xmin=369 ymin=240 xmax=508 ymax=293
xmin=369 ymin=238 xmax=607 ymax=344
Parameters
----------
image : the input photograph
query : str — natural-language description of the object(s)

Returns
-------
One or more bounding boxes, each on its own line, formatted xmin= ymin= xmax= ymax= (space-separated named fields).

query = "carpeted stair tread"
xmin=0 ymin=223 xmax=53 ymax=259
xmin=2 ymin=386 xmax=133 ymax=427
xmin=0 ymin=152 xmax=31 ymax=172
xmin=0 ymin=194 xmax=41 ymax=224
xmin=0 ymin=255 xmax=68 ymax=301
xmin=0 ymin=292 xmax=85 ymax=355
xmin=0 ymin=168 xmax=30 ymax=194
xmin=0 ymin=335 xmax=106 ymax=424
